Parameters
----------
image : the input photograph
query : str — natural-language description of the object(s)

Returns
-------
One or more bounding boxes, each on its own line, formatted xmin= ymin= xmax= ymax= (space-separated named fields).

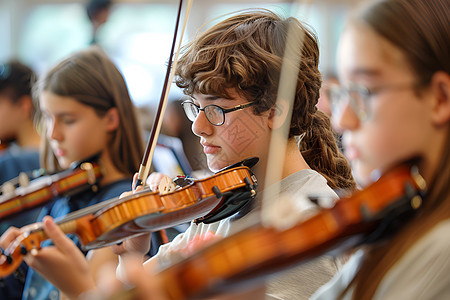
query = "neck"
xmin=98 ymin=151 xmax=129 ymax=186
xmin=255 ymin=138 xmax=310 ymax=191
xmin=16 ymin=120 xmax=40 ymax=149
xmin=419 ymin=128 xmax=449 ymax=186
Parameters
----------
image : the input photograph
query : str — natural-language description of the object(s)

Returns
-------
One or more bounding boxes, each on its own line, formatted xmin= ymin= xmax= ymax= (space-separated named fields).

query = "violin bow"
xmin=135 ymin=0 xmax=194 ymax=189
xmin=262 ymin=0 xmax=313 ymax=209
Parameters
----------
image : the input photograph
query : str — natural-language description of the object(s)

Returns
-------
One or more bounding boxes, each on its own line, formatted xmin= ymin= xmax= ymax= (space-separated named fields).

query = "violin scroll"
xmin=0 ymin=224 xmax=46 ymax=278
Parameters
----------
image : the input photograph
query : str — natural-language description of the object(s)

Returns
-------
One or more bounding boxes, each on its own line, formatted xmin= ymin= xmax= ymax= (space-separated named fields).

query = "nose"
xmin=331 ymin=101 xmax=360 ymax=132
xmin=192 ymin=110 xmax=214 ymax=137
xmin=47 ymin=119 xmax=63 ymax=141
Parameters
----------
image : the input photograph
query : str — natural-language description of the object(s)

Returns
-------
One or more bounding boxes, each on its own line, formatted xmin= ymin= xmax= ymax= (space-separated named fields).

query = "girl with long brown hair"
xmin=312 ymin=0 xmax=450 ymax=298
xmin=0 ymin=45 xmax=144 ymax=300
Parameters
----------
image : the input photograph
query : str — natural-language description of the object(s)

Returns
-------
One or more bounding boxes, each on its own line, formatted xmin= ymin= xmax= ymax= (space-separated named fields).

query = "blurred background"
xmin=0 ymin=0 xmax=357 ymax=108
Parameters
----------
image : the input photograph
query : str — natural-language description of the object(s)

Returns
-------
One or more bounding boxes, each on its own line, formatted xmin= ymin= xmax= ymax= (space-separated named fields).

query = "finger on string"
xmin=0 ymin=226 xmax=20 ymax=248
xmin=42 ymin=216 xmax=77 ymax=255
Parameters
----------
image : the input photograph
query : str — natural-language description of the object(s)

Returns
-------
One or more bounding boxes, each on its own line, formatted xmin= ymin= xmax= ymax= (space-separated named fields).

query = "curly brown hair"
xmin=175 ymin=9 xmax=355 ymax=191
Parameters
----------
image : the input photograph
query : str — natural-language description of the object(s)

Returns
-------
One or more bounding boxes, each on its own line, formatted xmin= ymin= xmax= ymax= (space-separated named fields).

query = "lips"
xmin=201 ymin=141 xmax=221 ymax=154
xmin=344 ymin=144 xmax=359 ymax=162
xmin=55 ymin=148 xmax=66 ymax=157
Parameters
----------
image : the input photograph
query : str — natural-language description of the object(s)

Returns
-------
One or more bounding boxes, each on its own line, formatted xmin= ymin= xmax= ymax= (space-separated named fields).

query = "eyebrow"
xmin=351 ymin=68 xmax=383 ymax=78
xmin=43 ymin=111 xmax=77 ymax=118
xmin=203 ymin=95 xmax=221 ymax=101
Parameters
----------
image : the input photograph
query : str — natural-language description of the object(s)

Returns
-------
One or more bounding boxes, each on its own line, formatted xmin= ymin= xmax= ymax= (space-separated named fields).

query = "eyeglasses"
xmin=181 ymin=98 xmax=257 ymax=126
xmin=328 ymin=82 xmax=415 ymax=122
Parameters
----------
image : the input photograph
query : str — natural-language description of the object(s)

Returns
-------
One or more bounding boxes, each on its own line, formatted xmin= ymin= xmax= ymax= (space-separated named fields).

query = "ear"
xmin=17 ymin=95 xmax=33 ymax=117
xmin=268 ymin=98 xmax=290 ymax=130
xmin=430 ymin=71 xmax=450 ymax=126
xmin=105 ymin=107 xmax=120 ymax=132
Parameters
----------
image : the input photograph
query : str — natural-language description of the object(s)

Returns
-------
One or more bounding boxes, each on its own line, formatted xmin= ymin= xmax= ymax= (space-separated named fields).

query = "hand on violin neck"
xmin=24 ymin=217 xmax=96 ymax=299
xmin=0 ymin=226 xmax=21 ymax=250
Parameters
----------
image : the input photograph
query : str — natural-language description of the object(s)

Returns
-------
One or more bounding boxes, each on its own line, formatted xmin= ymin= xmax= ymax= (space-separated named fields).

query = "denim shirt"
xmin=21 ymin=178 xmax=131 ymax=300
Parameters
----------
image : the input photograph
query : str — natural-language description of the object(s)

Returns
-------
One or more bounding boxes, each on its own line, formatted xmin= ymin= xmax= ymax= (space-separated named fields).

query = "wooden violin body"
xmin=0 ymin=141 xmax=8 ymax=152
xmin=111 ymin=163 xmax=426 ymax=300
xmin=0 ymin=164 xmax=257 ymax=278
xmin=0 ymin=161 xmax=102 ymax=220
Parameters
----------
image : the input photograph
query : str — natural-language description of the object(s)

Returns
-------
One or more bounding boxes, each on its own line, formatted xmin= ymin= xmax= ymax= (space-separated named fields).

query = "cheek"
xmin=221 ymin=113 xmax=267 ymax=156
xmin=359 ymin=103 xmax=425 ymax=170
xmin=69 ymin=122 xmax=108 ymax=157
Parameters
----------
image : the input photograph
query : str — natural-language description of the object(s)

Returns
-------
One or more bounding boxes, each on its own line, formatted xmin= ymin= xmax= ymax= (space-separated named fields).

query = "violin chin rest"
xmin=219 ymin=157 xmax=259 ymax=172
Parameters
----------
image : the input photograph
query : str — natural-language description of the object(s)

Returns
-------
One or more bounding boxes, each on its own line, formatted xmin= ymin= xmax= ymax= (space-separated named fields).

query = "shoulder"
xmin=96 ymin=178 xmax=132 ymax=200
xmin=0 ymin=148 xmax=40 ymax=183
xmin=376 ymin=219 xmax=450 ymax=299
xmin=280 ymin=169 xmax=338 ymax=202
xmin=261 ymin=170 xmax=338 ymax=229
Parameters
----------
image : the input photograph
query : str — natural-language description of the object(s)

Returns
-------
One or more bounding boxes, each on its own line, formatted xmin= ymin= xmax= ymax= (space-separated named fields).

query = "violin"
xmin=0 ymin=157 xmax=102 ymax=221
xmin=109 ymin=163 xmax=426 ymax=300
xmin=0 ymin=140 xmax=8 ymax=152
xmin=0 ymin=159 xmax=258 ymax=278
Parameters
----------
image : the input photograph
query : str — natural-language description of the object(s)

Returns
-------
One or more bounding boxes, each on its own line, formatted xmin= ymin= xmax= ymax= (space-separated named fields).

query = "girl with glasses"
xmin=311 ymin=0 xmax=450 ymax=299
xmin=7 ymin=9 xmax=356 ymax=300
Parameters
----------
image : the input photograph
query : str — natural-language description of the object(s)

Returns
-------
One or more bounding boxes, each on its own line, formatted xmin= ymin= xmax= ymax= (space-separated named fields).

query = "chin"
xmin=351 ymin=160 xmax=378 ymax=188
xmin=206 ymin=156 xmax=232 ymax=173
xmin=56 ymin=157 xmax=71 ymax=169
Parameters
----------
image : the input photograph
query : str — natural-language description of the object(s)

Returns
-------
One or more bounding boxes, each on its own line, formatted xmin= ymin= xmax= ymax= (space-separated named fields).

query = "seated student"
xmin=0 ymin=60 xmax=40 ymax=186
xmin=1 ymin=9 xmax=356 ymax=300
xmin=0 ymin=61 xmax=41 ymax=235
xmin=0 ymin=45 xmax=144 ymax=300
xmin=312 ymin=0 xmax=450 ymax=298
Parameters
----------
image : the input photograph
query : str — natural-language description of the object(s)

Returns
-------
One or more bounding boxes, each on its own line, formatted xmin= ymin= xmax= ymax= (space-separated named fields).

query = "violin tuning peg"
xmin=5 ymin=255 xmax=13 ymax=264
xmin=1 ymin=181 xmax=15 ymax=195
xmin=18 ymin=172 xmax=30 ymax=188
xmin=19 ymin=245 xmax=28 ymax=255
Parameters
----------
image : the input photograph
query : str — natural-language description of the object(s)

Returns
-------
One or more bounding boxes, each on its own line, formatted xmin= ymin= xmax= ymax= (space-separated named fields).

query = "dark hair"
xmin=86 ymin=0 xmax=112 ymax=21
xmin=175 ymin=9 xmax=355 ymax=191
xmin=342 ymin=0 xmax=450 ymax=298
xmin=0 ymin=61 xmax=36 ymax=103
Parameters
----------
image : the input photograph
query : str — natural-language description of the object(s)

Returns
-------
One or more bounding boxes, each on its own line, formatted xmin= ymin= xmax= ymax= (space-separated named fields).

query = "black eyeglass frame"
xmin=181 ymin=99 xmax=257 ymax=126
